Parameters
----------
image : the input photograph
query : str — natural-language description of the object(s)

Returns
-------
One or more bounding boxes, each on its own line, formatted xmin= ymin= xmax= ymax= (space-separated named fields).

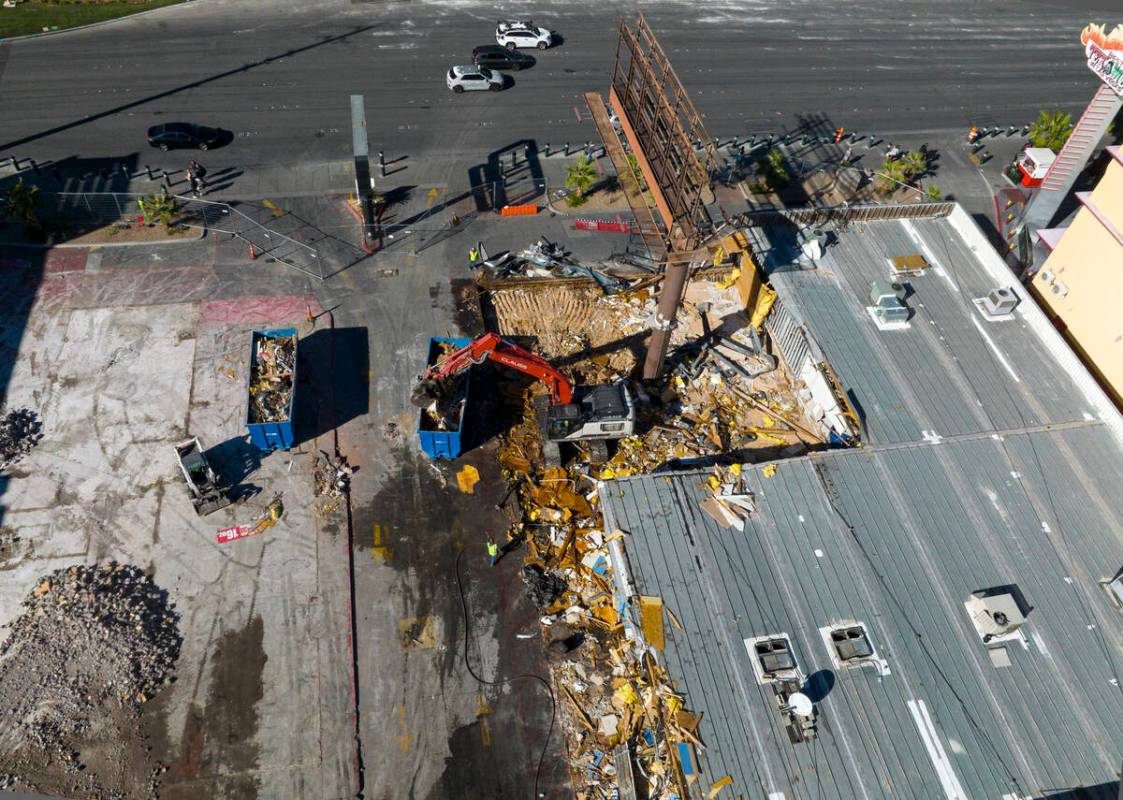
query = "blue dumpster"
xmin=417 ymin=336 xmax=471 ymax=460
xmin=246 ymin=328 xmax=298 ymax=451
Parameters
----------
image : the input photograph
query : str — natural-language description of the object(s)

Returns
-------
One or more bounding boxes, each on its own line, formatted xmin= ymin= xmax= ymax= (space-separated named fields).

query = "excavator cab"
xmin=538 ymin=382 xmax=635 ymax=465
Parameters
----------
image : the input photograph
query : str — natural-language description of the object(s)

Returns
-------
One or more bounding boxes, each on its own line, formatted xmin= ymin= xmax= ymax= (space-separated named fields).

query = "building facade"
xmin=1032 ymin=145 xmax=1123 ymax=406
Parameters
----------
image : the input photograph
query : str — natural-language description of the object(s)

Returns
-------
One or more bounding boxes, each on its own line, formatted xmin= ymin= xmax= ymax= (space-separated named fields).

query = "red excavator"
xmin=411 ymin=333 xmax=635 ymax=464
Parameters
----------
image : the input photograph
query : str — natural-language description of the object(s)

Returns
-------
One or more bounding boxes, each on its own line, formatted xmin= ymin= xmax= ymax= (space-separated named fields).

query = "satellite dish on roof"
xmin=786 ymin=692 xmax=814 ymax=718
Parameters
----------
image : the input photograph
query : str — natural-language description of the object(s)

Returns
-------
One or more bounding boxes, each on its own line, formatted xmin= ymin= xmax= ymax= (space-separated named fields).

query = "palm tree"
xmin=137 ymin=189 xmax=181 ymax=232
xmin=762 ymin=148 xmax=790 ymax=191
xmin=900 ymin=150 xmax=927 ymax=182
xmin=1028 ymin=110 xmax=1074 ymax=152
xmin=2 ymin=178 xmax=42 ymax=234
xmin=875 ymin=158 xmax=909 ymax=195
xmin=565 ymin=154 xmax=597 ymax=207
xmin=924 ymin=184 xmax=943 ymax=202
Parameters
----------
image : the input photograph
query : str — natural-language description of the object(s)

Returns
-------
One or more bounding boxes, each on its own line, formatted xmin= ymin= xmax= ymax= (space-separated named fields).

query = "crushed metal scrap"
xmin=248 ymin=334 xmax=296 ymax=424
xmin=313 ymin=450 xmax=354 ymax=517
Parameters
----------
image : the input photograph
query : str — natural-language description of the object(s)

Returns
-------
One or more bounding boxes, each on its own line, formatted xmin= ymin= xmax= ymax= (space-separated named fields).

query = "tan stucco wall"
xmin=1091 ymin=158 xmax=1123 ymax=230
xmin=1032 ymin=158 xmax=1123 ymax=403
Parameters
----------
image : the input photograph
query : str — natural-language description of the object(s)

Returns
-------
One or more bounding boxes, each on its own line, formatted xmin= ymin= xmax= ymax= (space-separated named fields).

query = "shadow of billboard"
xmin=467 ymin=139 xmax=545 ymax=212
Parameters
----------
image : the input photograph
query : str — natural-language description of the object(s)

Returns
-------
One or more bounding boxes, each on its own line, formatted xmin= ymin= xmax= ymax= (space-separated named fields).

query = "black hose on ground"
xmin=454 ymin=547 xmax=557 ymax=799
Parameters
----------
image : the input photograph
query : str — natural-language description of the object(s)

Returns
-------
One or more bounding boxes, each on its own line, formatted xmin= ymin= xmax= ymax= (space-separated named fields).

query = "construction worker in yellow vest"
xmin=468 ymin=246 xmax=480 ymax=269
xmin=487 ymin=538 xmax=499 ymax=567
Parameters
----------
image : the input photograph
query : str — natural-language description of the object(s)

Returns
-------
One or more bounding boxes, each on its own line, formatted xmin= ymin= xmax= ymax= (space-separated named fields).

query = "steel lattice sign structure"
xmin=609 ymin=13 xmax=718 ymax=251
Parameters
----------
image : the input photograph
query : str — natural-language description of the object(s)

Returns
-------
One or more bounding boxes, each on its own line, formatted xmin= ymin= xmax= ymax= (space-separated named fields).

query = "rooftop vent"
xmin=1104 ymin=569 xmax=1123 ymax=610
xmin=973 ymin=287 xmax=1020 ymax=321
xmin=832 ymin=626 xmax=873 ymax=661
xmin=867 ymin=280 xmax=910 ymax=330
xmin=819 ymin=622 xmax=891 ymax=675
xmin=964 ymin=588 xmax=1027 ymax=645
xmin=745 ymin=634 xmax=802 ymax=684
xmin=798 ymin=227 xmax=828 ymax=261
xmin=757 ymin=638 xmax=796 ymax=674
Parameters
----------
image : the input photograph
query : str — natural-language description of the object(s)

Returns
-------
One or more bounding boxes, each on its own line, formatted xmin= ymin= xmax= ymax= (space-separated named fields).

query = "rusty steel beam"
xmin=584 ymin=90 xmax=668 ymax=258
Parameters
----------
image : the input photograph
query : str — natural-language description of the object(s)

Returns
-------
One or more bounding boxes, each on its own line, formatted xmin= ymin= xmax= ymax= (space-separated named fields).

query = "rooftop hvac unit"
xmin=1105 ymin=570 xmax=1123 ymax=610
xmin=973 ymin=286 xmax=1020 ymax=321
xmin=964 ymin=589 xmax=1026 ymax=644
xmin=867 ymin=280 xmax=910 ymax=330
xmin=798 ymin=227 xmax=829 ymax=261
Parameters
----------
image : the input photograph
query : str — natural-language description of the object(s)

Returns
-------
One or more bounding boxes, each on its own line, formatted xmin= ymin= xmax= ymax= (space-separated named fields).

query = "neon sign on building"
xmin=1082 ymin=23 xmax=1123 ymax=97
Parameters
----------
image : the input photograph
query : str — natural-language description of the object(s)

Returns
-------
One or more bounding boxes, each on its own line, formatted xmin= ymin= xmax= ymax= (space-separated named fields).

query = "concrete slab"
xmin=0 ymin=290 xmax=355 ymax=799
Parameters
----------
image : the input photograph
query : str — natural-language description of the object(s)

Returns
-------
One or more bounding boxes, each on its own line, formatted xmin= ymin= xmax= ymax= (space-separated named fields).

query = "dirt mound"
xmin=0 ymin=562 xmax=181 ymax=799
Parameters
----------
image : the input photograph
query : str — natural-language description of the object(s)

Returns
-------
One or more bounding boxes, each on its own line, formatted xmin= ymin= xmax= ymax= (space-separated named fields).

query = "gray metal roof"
xmin=604 ymin=430 xmax=1123 ymax=800
xmin=762 ymin=216 xmax=1099 ymax=445
xmin=601 ymin=214 xmax=1123 ymax=799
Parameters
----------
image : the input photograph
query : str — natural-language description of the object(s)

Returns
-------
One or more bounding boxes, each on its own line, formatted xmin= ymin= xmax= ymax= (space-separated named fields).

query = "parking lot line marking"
xmin=371 ymin=524 xmax=392 ymax=563
xmin=395 ymin=703 xmax=411 ymax=752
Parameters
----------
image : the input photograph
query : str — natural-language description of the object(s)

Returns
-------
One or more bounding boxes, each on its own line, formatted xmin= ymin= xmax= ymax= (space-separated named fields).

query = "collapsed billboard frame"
xmin=610 ymin=12 xmax=719 ymax=250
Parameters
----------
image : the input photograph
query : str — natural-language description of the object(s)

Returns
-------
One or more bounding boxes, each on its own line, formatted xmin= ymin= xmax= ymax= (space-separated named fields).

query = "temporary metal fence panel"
xmin=194 ymin=199 xmax=323 ymax=281
xmin=47 ymin=192 xmax=323 ymax=280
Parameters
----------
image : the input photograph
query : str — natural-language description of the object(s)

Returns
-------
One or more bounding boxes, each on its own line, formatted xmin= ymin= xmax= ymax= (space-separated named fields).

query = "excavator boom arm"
xmin=421 ymin=333 xmax=574 ymax=405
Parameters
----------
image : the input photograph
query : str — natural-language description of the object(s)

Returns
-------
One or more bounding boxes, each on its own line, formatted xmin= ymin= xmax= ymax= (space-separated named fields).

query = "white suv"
xmin=446 ymin=65 xmax=504 ymax=93
xmin=495 ymin=19 xmax=553 ymax=50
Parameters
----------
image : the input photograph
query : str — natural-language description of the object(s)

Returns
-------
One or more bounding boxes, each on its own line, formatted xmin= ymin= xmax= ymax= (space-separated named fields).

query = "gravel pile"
xmin=0 ymin=563 xmax=181 ymax=757
xmin=0 ymin=407 xmax=42 ymax=471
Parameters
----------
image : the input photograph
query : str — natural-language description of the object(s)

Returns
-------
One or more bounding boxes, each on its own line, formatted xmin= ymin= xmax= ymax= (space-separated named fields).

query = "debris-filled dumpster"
xmin=416 ymin=336 xmax=471 ymax=460
xmin=246 ymin=328 xmax=298 ymax=451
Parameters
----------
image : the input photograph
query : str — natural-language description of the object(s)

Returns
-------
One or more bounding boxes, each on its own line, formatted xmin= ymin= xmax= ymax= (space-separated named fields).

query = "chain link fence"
xmin=45 ymin=192 xmax=323 ymax=280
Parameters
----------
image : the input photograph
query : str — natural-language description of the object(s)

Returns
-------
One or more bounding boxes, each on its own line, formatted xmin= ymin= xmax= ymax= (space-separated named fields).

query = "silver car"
xmin=446 ymin=65 xmax=504 ymax=93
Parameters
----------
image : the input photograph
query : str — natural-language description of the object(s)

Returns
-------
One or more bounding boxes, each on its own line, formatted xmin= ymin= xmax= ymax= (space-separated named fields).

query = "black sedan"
xmin=146 ymin=122 xmax=221 ymax=151
xmin=472 ymin=45 xmax=536 ymax=70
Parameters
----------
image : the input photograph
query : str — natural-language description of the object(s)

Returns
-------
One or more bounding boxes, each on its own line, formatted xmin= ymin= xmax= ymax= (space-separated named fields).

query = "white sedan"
xmin=446 ymin=65 xmax=505 ymax=93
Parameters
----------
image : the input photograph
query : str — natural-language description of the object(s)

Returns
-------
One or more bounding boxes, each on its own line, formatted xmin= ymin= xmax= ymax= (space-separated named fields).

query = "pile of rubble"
xmin=503 ymin=461 xmax=710 ymax=799
xmin=418 ymin=340 xmax=469 ymax=431
xmin=488 ymin=269 xmax=822 ymax=798
xmin=313 ymin=450 xmax=354 ymax=517
xmin=0 ymin=563 xmax=180 ymax=756
xmin=0 ymin=407 xmax=43 ymax=471
xmin=248 ymin=334 xmax=296 ymax=424
xmin=480 ymin=237 xmax=631 ymax=294
xmin=487 ymin=284 xmax=657 ymax=385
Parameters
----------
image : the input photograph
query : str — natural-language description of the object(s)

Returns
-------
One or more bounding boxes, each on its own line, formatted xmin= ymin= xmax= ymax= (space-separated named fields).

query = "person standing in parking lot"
xmin=190 ymin=159 xmax=207 ymax=195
